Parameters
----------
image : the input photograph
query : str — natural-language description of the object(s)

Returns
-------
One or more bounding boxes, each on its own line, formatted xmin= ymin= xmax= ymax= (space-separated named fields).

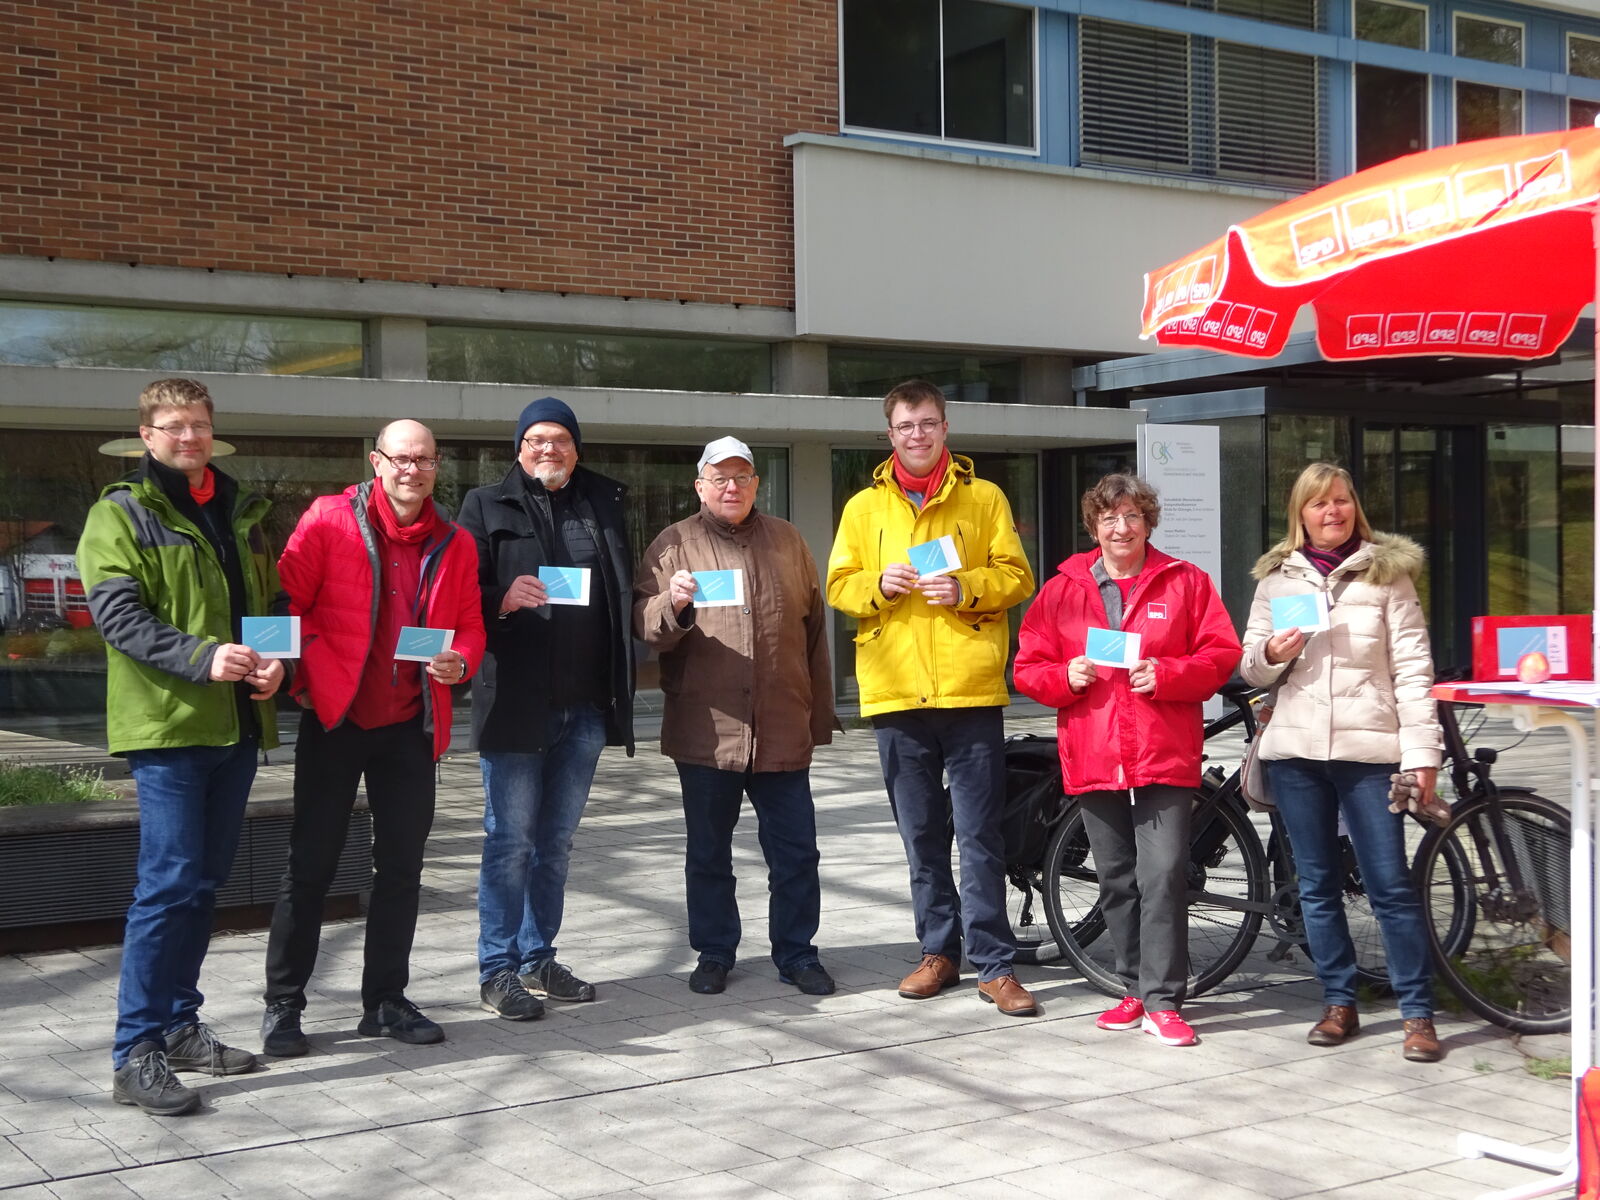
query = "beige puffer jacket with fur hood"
xmin=1240 ymin=533 xmax=1442 ymax=771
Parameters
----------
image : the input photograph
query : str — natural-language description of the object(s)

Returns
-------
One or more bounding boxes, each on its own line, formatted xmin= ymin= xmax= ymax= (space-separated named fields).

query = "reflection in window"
xmin=1265 ymin=415 xmax=1350 ymax=546
xmin=1456 ymin=81 xmax=1523 ymax=141
xmin=1570 ymin=34 xmax=1600 ymax=129
xmin=1560 ymin=424 xmax=1593 ymax=617
xmin=427 ymin=327 xmax=772 ymax=394
xmin=1355 ymin=0 xmax=1425 ymax=48
xmin=1455 ymin=15 xmax=1523 ymax=66
xmin=828 ymin=347 xmax=1022 ymax=405
xmin=1486 ymin=424 xmax=1559 ymax=616
xmin=1353 ymin=1 xmax=1428 ymax=170
xmin=842 ymin=0 xmax=1035 ymax=149
xmin=0 ymin=302 xmax=364 ymax=376
xmin=828 ymin=447 xmax=1038 ymax=703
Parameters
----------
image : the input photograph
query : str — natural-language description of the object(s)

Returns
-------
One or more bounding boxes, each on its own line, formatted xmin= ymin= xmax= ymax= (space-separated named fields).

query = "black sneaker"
xmin=261 ymin=1001 xmax=310 ymax=1058
xmin=521 ymin=959 xmax=596 ymax=1003
xmin=112 ymin=1041 xmax=199 ymax=1116
xmin=357 ymin=997 xmax=445 ymax=1045
xmin=480 ymin=968 xmax=545 ymax=1021
xmin=688 ymin=961 xmax=729 ymax=994
xmin=779 ymin=963 xmax=837 ymax=996
xmin=164 ymin=1022 xmax=258 ymax=1075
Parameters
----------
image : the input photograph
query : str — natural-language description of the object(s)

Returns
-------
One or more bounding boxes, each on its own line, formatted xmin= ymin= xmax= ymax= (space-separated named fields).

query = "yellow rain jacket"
xmin=827 ymin=454 xmax=1034 ymax=716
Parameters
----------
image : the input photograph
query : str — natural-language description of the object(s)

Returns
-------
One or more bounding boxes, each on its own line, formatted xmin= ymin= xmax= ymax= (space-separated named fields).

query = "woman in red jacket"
xmin=1014 ymin=474 xmax=1240 ymax=1047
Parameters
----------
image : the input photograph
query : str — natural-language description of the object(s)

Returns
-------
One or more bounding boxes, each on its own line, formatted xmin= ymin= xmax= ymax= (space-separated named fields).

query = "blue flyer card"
xmin=906 ymin=535 xmax=961 ymax=579
xmin=1496 ymin=625 xmax=1569 ymax=674
xmin=1270 ymin=592 xmax=1330 ymax=633
xmin=691 ymin=569 xmax=745 ymax=608
xmin=538 ymin=565 xmax=592 ymax=606
xmin=241 ymin=615 xmax=299 ymax=659
xmin=1085 ymin=626 xmax=1141 ymax=668
xmin=395 ymin=626 xmax=453 ymax=662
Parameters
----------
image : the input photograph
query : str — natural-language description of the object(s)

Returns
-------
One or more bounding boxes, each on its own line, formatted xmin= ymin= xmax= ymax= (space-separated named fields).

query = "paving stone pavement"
xmin=0 ymin=706 xmax=1581 ymax=1199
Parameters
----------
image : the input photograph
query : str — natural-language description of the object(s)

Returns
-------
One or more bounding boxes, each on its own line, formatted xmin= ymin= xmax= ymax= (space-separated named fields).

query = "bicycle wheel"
xmin=1415 ymin=789 xmax=1572 ymax=1034
xmin=1042 ymin=793 xmax=1268 ymax=999
xmin=1007 ymin=867 xmax=1061 ymax=964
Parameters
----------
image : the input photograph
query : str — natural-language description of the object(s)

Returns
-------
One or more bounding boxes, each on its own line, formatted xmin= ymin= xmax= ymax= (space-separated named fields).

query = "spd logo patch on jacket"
xmin=1147 ymin=603 xmax=1168 ymax=620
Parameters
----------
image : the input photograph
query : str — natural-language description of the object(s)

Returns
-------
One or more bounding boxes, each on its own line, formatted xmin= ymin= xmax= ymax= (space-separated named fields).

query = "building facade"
xmin=3 ymin=0 xmax=1597 ymax=744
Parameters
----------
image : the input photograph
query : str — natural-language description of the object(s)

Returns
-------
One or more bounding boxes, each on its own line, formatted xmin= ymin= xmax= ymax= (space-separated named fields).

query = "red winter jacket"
xmin=1014 ymin=545 xmax=1241 ymax=794
xmin=279 ymin=482 xmax=486 ymax=761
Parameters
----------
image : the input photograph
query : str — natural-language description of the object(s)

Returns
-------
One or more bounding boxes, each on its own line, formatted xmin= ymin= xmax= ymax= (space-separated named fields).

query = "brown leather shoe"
xmin=897 ymin=954 xmax=959 ymax=999
xmin=1402 ymin=1017 xmax=1443 ymax=1062
xmin=977 ymin=973 xmax=1037 ymax=1017
xmin=1306 ymin=1004 xmax=1359 ymax=1046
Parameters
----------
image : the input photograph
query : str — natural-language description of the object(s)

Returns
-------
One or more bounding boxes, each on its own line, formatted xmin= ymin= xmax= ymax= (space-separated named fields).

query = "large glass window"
xmin=1353 ymin=0 xmax=1428 ymax=170
xmin=841 ymin=0 xmax=1036 ymax=149
xmin=427 ymin=327 xmax=772 ymax=394
xmin=828 ymin=347 xmax=1022 ymax=404
xmin=828 ymin=447 xmax=1038 ymax=703
xmin=1455 ymin=14 xmax=1523 ymax=140
xmin=1079 ymin=17 xmax=1323 ymax=188
xmin=0 ymin=303 xmax=364 ymax=376
xmin=1560 ymin=424 xmax=1593 ymax=617
xmin=1570 ymin=34 xmax=1600 ymax=128
xmin=1486 ymin=424 xmax=1560 ymax=617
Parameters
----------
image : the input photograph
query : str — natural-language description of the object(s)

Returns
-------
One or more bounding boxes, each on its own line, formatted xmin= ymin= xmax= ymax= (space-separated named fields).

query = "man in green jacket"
xmin=77 ymin=378 xmax=284 ymax=1116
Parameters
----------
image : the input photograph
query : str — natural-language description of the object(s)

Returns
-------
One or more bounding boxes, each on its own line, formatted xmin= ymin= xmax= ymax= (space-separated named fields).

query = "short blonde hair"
xmin=1283 ymin=462 xmax=1372 ymax=552
xmin=139 ymin=379 xmax=214 ymax=427
xmin=1081 ymin=473 xmax=1161 ymax=536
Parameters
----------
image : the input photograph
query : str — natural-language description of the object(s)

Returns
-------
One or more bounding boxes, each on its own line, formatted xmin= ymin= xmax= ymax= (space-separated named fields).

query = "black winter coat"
xmin=458 ymin=464 xmax=636 ymax=754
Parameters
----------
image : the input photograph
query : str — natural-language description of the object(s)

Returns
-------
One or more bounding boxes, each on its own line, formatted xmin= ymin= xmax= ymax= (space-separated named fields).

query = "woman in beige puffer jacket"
xmin=1241 ymin=463 xmax=1444 ymax=1063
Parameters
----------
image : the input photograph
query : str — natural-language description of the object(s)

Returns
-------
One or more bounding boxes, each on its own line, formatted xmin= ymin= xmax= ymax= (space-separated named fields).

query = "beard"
xmin=532 ymin=461 xmax=572 ymax=489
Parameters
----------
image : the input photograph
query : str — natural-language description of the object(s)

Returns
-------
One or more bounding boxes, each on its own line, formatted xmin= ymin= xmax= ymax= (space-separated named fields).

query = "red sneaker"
xmin=1142 ymin=1010 xmax=1197 ymax=1046
xmin=1096 ymin=996 xmax=1144 ymax=1030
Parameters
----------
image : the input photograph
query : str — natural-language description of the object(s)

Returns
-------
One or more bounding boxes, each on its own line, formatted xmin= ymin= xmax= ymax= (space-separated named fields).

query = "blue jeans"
xmin=477 ymin=704 xmax=606 ymax=981
xmin=114 ymin=739 xmax=257 ymax=1067
xmin=873 ymin=707 xmax=1014 ymax=980
xmin=1266 ymin=757 xmax=1433 ymax=1017
xmin=676 ymin=762 xmax=822 ymax=972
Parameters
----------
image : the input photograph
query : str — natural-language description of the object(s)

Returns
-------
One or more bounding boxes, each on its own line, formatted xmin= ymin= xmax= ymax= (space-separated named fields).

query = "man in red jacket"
xmin=260 ymin=419 xmax=485 ymax=1056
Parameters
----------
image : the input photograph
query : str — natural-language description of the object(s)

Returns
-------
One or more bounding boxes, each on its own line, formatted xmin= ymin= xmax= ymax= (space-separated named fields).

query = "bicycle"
xmin=1036 ymin=679 xmax=1572 ymax=1032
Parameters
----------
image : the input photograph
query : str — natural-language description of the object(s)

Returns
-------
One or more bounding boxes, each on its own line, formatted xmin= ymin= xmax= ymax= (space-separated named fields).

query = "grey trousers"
xmin=1077 ymin=785 xmax=1191 ymax=1011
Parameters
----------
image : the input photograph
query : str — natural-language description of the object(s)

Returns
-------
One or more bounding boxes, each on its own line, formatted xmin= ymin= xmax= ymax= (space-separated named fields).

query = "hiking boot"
xmin=1402 ymin=1017 xmax=1443 ymax=1062
xmin=164 ymin=1022 xmax=257 ymax=1075
xmin=1096 ymin=996 xmax=1145 ymax=1030
xmin=1307 ymin=1004 xmax=1359 ymax=1046
xmin=112 ymin=1041 xmax=199 ymax=1116
xmin=897 ymin=953 xmax=958 ymax=999
xmin=480 ymin=968 xmax=545 ymax=1021
xmin=779 ymin=962 xmax=837 ymax=996
xmin=521 ymin=959 xmax=596 ymax=1003
xmin=261 ymin=1001 xmax=309 ymax=1058
xmin=357 ymin=997 xmax=445 ymax=1045
xmin=1142 ymin=1010 xmax=1198 ymax=1046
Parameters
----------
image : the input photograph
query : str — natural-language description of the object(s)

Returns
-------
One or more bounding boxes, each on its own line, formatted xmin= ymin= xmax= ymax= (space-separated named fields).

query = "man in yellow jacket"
xmin=827 ymin=379 xmax=1036 ymax=1016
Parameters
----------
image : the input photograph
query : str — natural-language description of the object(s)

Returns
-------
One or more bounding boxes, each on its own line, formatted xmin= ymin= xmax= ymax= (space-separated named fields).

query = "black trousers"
xmin=264 ymin=710 xmax=435 ymax=1012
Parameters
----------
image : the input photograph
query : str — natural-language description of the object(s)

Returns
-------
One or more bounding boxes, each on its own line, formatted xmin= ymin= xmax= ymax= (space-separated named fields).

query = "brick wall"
xmin=1 ymin=1 xmax=838 ymax=309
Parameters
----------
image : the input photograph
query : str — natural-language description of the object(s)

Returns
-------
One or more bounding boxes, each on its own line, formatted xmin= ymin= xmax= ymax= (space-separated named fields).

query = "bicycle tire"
xmin=1414 ymin=788 xmax=1572 ymax=1035
xmin=1042 ymin=792 xmax=1268 ymax=999
xmin=1007 ymin=868 xmax=1061 ymax=964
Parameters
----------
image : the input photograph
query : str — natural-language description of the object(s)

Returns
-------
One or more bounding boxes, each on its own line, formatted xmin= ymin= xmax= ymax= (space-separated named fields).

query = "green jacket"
xmin=76 ymin=459 xmax=280 ymax=754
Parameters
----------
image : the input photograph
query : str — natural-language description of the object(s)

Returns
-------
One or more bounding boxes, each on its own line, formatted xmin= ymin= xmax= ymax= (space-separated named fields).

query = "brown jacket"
xmin=634 ymin=507 xmax=835 ymax=772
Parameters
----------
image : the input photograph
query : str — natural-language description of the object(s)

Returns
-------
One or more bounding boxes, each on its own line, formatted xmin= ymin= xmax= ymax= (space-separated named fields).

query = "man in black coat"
xmin=458 ymin=397 xmax=635 ymax=1020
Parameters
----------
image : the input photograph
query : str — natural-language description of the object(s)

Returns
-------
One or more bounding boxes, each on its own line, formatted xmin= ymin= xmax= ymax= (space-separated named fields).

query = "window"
xmin=1353 ymin=0 xmax=1427 ymax=169
xmin=0 ymin=303 xmax=364 ymax=377
xmin=427 ymin=327 xmax=773 ymax=394
xmin=841 ymin=0 xmax=1035 ymax=149
xmin=828 ymin=346 xmax=1022 ymax=404
xmin=1079 ymin=18 xmax=1323 ymax=188
xmin=1454 ymin=14 xmax=1523 ymax=140
xmin=1570 ymin=34 xmax=1600 ymax=129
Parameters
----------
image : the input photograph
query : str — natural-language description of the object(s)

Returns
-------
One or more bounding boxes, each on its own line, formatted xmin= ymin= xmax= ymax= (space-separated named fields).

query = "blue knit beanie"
xmin=514 ymin=396 xmax=582 ymax=453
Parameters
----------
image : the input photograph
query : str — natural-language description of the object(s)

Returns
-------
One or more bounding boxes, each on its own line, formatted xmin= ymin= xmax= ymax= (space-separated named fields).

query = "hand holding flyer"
xmin=1085 ymin=626 xmax=1142 ymax=669
xmin=1270 ymin=592 xmax=1330 ymax=634
xmin=395 ymin=626 xmax=453 ymax=662
xmin=538 ymin=565 xmax=592 ymax=606
xmin=691 ymin=569 xmax=745 ymax=608
xmin=906 ymin=535 xmax=961 ymax=579
xmin=241 ymin=615 xmax=300 ymax=659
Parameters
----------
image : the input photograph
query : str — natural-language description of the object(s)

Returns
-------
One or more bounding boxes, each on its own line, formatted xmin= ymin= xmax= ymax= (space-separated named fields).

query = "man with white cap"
xmin=635 ymin=436 xmax=837 ymax=996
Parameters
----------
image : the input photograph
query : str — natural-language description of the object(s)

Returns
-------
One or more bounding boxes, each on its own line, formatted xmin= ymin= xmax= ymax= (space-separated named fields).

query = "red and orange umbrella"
xmin=1140 ymin=125 xmax=1600 ymax=362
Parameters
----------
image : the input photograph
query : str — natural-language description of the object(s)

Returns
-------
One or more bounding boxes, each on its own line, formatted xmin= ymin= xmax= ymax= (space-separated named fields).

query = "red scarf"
xmin=892 ymin=448 xmax=950 ymax=501
xmin=189 ymin=468 xmax=216 ymax=507
xmin=368 ymin=487 xmax=440 ymax=545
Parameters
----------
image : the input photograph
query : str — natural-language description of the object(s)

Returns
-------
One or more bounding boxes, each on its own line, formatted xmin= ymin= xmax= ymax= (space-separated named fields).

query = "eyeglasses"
xmin=374 ymin=448 xmax=439 ymax=473
xmin=523 ymin=436 xmax=575 ymax=452
xmin=699 ymin=473 xmax=756 ymax=489
xmin=1097 ymin=512 xmax=1146 ymax=530
xmin=889 ymin=419 xmax=945 ymax=437
xmin=146 ymin=422 xmax=214 ymax=438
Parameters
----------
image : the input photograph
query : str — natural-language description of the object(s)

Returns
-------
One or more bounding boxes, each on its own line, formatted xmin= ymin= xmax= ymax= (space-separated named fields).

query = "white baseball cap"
xmin=697 ymin=436 xmax=755 ymax=475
